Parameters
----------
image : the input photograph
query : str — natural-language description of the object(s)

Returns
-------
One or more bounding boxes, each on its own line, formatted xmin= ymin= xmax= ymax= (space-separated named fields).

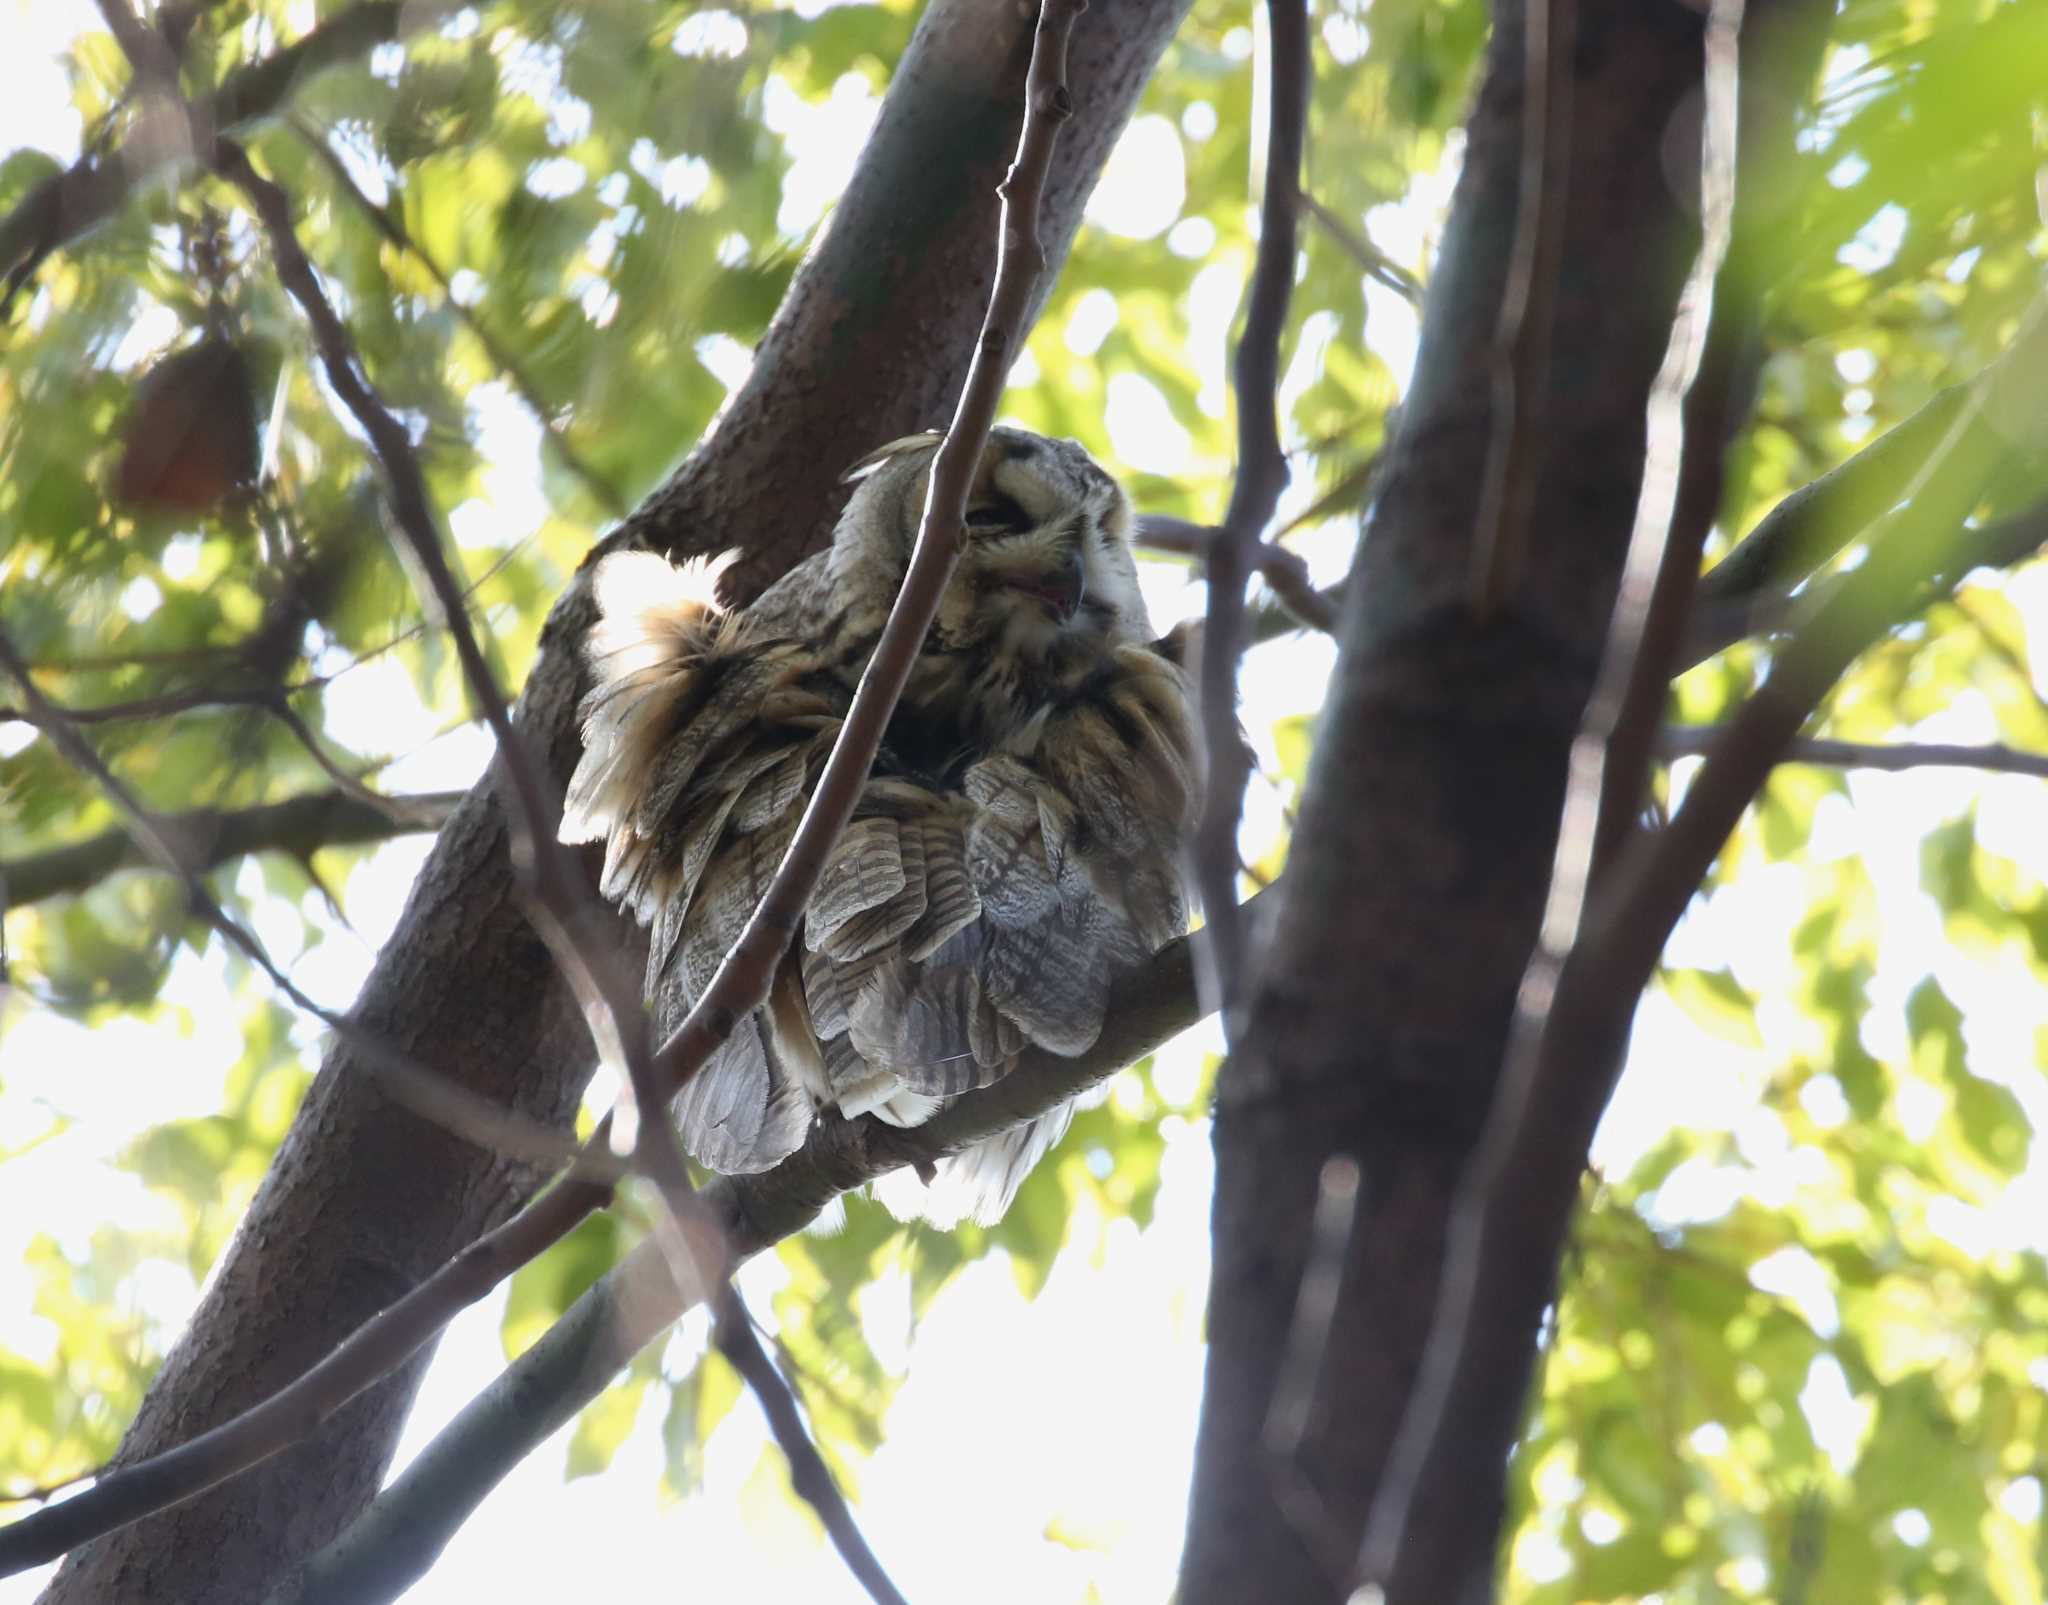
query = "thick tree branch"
xmin=265 ymin=908 xmax=1214 ymax=1605
xmin=3 ymin=786 xmax=459 ymax=908
xmin=1181 ymin=0 xmax=1723 ymax=1595
xmin=35 ymin=2 xmax=1190 ymax=1596
xmin=1360 ymin=288 xmax=2048 ymax=1599
xmin=0 ymin=882 xmax=1217 ymax=1581
xmin=1192 ymin=0 xmax=1308 ymax=1031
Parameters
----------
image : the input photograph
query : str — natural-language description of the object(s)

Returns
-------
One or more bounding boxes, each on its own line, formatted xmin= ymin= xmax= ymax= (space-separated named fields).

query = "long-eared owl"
xmin=560 ymin=428 xmax=1194 ymax=1226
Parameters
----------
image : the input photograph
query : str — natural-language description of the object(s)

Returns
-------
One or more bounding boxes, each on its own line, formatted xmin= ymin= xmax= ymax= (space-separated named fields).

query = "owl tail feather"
xmin=873 ymin=1105 xmax=1076 ymax=1229
xmin=560 ymin=549 xmax=742 ymax=919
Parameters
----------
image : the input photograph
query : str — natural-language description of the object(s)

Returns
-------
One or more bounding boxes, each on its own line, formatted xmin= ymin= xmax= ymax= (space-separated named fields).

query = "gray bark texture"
xmin=1179 ymin=1 xmax=1710 ymax=1600
xmin=39 ymin=1 xmax=1188 ymax=1598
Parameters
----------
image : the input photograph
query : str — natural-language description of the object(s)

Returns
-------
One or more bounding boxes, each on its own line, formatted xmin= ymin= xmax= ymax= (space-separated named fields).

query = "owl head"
xmin=830 ymin=427 xmax=1154 ymax=663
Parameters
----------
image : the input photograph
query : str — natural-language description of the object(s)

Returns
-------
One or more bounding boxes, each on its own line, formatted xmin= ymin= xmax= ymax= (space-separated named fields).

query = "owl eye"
xmin=965 ymin=493 xmax=1030 ymax=534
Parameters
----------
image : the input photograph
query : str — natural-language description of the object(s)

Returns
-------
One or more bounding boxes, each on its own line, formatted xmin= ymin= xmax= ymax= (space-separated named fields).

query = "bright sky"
xmin=4 ymin=6 xmax=2047 ymax=1602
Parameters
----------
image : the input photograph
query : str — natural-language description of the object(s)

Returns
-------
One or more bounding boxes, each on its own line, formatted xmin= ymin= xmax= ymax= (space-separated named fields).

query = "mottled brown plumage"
xmin=561 ymin=428 xmax=1193 ymax=1225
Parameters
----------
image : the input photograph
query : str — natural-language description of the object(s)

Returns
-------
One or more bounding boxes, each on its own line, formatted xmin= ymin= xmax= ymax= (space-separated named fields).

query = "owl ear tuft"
xmin=840 ymin=431 xmax=945 ymax=484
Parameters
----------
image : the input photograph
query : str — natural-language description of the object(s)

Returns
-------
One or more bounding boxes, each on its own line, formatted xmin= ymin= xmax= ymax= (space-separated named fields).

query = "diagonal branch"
xmin=3 ymin=786 xmax=459 ymax=908
xmin=285 ymin=115 xmax=626 ymax=519
xmin=712 ymin=1294 xmax=911 ymax=1605
xmin=0 ymin=629 xmax=588 ymax=1173
xmin=0 ymin=886 xmax=1218 ymax=1583
xmin=0 ymin=1 xmax=449 ymax=301
xmin=260 ymin=907 xmax=1215 ymax=1605
xmin=1191 ymin=0 xmax=1308 ymax=1034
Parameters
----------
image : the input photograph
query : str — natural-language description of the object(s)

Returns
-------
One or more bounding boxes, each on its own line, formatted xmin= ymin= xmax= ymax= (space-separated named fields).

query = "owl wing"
xmin=562 ymin=549 xmax=841 ymax=1174
xmin=804 ymin=644 xmax=1195 ymax=1224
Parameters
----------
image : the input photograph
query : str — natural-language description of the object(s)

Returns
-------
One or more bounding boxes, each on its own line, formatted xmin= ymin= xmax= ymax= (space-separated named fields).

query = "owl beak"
xmin=1007 ymin=549 xmax=1087 ymax=623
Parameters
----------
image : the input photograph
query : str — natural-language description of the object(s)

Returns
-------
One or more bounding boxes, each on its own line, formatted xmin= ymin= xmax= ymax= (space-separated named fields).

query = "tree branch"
xmin=2 ymin=786 xmax=459 ymax=908
xmin=263 ymin=907 xmax=1215 ymax=1605
xmin=1357 ymin=292 xmax=2048 ymax=1604
xmin=0 ymin=2 xmax=446 ymax=298
xmin=0 ymin=883 xmax=1219 ymax=1582
xmin=1465 ymin=0 xmax=1577 ymax=617
xmin=34 ymin=0 xmax=1191 ymax=1590
xmin=284 ymin=115 xmax=626 ymax=519
xmin=1658 ymin=728 xmax=2048 ymax=780
xmin=711 ymin=1294 xmax=911 ymax=1605
xmin=1137 ymin=514 xmax=1337 ymax=633
xmin=1192 ymin=0 xmax=1308 ymax=1033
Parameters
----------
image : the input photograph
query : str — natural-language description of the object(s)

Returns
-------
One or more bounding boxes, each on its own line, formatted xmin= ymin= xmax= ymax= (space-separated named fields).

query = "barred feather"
xmin=561 ymin=430 xmax=1194 ymax=1225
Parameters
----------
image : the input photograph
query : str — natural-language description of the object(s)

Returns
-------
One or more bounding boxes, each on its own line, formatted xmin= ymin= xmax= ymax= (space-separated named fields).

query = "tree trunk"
xmin=1180 ymin=2 xmax=1708 ymax=1599
xmin=41 ymin=4 xmax=1187 ymax=1598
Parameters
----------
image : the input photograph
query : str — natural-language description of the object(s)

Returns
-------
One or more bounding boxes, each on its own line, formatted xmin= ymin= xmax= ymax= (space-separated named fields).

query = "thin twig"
xmin=3 ymin=786 xmax=459 ymax=907
xmin=1588 ymin=0 xmax=1754 ymax=871
xmin=0 ymin=630 xmax=592 ymax=1173
xmin=712 ymin=1291 xmax=911 ymax=1605
xmin=638 ymin=0 xmax=1084 ymax=1105
xmin=286 ymin=114 xmax=626 ymax=518
xmin=1299 ymin=192 xmax=1422 ymax=304
xmin=1192 ymin=0 xmax=1308 ymax=1037
xmin=1137 ymin=515 xmax=1337 ymax=632
xmin=1658 ymin=728 xmax=2048 ymax=780
xmin=0 ymin=1121 xmax=624 ymax=1579
xmin=1466 ymin=0 xmax=1577 ymax=617
xmin=252 ymin=899 xmax=1229 ymax=1605
xmin=211 ymin=132 xmax=653 ymax=1157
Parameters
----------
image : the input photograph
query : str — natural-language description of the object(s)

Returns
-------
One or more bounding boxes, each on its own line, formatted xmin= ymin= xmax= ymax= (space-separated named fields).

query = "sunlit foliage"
xmin=4 ymin=0 xmax=2048 ymax=1595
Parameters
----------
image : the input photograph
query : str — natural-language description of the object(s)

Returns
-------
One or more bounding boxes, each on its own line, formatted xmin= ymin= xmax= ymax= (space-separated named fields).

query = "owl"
xmin=559 ymin=428 xmax=1194 ymax=1226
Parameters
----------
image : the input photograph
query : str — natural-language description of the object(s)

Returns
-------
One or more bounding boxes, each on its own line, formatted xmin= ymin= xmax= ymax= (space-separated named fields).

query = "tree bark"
xmin=1179 ymin=2 xmax=1708 ymax=1600
xmin=40 ymin=3 xmax=1188 ymax=1598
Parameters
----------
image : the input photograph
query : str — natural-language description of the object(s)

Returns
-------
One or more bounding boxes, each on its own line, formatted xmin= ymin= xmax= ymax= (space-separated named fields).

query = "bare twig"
xmin=639 ymin=0 xmax=1084 ymax=1105
xmin=0 ymin=629 xmax=589 ymax=1173
xmin=259 ymin=900 xmax=1225 ymax=1605
xmin=1192 ymin=0 xmax=1308 ymax=1036
xmin=1587 ymin=0 xmax=1758 ymax=870
xmin=286 ymin=115 xmax=626 ymax=518
xmin=1299 ymin=193 xmax=1423 ymax=304
xmin=1658 ymin=728 xmax=2048 ymax=780
xmin=0 ymin=2 xmax=449 ymax=298
xmin=0 ymin=1121 xmax=623 ymax=1580
xmin=210 ymin=133 xmax=654 ymax=1167
xmin=1466 ymin=0 xmax=1577 ymax=617
xmin=1137 ymin=515 xmax=1337 ymax=632
xmin=0 ymin=881 xmax=1224 ymax=1583
xmin=712 ymin=1291 xmax=911 ymax=1605
xmin=3 ymin=786 xmax=459 ymax=907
